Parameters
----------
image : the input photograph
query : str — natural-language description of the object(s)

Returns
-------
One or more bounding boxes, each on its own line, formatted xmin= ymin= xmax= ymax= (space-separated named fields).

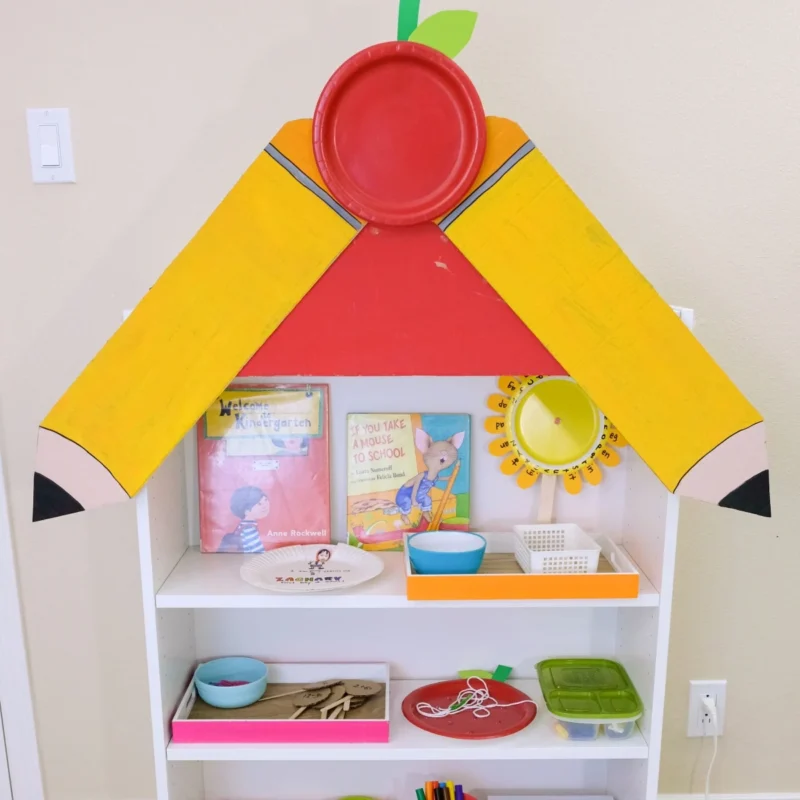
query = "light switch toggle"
xmin=39 ymin=124 xmax=61 ymax=167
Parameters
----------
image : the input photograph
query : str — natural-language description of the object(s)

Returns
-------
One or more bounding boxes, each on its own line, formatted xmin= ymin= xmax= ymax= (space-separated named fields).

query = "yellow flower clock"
xmin=486 ymin=376 xmax=628 ymax=497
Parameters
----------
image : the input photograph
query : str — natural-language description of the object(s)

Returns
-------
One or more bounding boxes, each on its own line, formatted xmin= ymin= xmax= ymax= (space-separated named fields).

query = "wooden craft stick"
xmin=324 ymin=699 xmax=347 ymax=720
xmin=319 ymin=699 xmax=341 ymax=719
xmin=316 ymin=685 xmax=346 ymax=718
xmin=328 ymin=696 xmax=352 ymax=720
xmin=429 ymin=460 xmax=460 ymax=531
xmin=254 ymin=679 xmax=344 ymax=705
xmin=252 ymin=688 xmax=305 ymax=704
xmin=537 ymin=474 xmax=557 ymax=523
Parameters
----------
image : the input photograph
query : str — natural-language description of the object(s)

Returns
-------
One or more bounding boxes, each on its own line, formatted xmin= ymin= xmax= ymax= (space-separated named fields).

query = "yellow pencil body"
xmin=34 ymin=121 xmax=359 ymax=519
xmin=445 ymin=118 xmax=768 ymax=514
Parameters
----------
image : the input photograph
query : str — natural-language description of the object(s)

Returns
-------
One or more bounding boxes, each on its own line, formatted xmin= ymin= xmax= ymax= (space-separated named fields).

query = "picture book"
xmin=198 ymin=384 xmax=330 ymax=554
xmin=346 ymin=413 xmax=471 ymax=551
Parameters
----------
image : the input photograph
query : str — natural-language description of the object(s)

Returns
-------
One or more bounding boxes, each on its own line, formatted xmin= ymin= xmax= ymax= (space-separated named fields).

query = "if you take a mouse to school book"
xmin=198 ymin=384 xmax=331 ymax=554
xmin=346 ymin=412 xmax=471 ymax=552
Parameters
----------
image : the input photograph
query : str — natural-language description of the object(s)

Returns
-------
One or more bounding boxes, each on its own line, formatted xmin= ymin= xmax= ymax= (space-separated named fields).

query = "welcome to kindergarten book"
xmin=198 ymin=384 xmax=330 ymax=554
xmin=346 ymin=412 xmax=471 ymax=551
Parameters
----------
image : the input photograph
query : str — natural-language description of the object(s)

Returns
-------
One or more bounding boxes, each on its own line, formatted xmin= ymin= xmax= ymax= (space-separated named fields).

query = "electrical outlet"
xmin=687 ymin=679 xmax=726 ymax=737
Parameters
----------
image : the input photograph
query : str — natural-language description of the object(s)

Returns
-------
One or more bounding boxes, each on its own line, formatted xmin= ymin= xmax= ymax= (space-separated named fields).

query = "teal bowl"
xmin=194 ymin=657 xmax=268 ymax=709
xmin=408 ymin=531 xmax=487 ymax=575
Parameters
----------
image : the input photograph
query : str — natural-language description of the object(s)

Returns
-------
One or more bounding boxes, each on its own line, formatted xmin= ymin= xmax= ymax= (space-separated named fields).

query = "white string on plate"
xmin=415 ymin=676 xmax=537 ymax=719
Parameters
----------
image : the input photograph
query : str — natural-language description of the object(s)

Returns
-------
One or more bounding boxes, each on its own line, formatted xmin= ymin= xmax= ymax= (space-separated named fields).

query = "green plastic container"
xmin=536 ymin=658 xmax=643 ymax=741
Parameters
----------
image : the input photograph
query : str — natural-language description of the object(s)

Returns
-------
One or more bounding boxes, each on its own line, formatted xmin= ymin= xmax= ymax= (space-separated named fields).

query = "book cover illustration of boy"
xmin=217 ymin=486 xmax=271 ymax=553
xmin=347 ymin=413 xmax=471 ymax=551
xmin=198 ymin=385 xmax=331 ymax=554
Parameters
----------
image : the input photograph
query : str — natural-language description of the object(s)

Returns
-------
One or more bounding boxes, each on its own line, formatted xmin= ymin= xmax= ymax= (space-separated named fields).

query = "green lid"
xmin=536 ymin=658 xmax=643 ymax=721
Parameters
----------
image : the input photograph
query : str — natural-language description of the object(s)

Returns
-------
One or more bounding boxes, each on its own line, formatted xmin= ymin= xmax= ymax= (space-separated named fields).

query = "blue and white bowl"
xmin=194 ymin=657 xmax=268 ymax=708
xmin=408 ymin=531 xmax=487 ymax=575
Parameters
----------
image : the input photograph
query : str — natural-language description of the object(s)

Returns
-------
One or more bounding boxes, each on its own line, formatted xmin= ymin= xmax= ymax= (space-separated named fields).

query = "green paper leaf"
xmin=458 ymin=669 xmax=493 ymax=680
xmin=408 ymin=10 xmax=478 ymax=59
xmin=397 ymin=0 xmax=421 ymax=41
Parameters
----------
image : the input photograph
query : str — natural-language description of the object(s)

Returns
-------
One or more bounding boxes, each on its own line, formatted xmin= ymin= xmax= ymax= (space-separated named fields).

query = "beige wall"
xmin=0 ymin=1 xmax=797 ymax=797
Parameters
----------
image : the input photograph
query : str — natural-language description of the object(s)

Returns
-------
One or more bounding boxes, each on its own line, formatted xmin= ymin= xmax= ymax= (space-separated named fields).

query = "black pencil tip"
xmin=32 ymin=472 xmax=84 ymax=522
xmin=719 ymin=470 xmax=771 ymax=517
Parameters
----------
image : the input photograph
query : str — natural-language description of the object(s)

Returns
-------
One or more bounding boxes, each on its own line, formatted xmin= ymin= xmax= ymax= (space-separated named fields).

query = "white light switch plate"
xmin=26 ymin=108 xmax=76 ymax=183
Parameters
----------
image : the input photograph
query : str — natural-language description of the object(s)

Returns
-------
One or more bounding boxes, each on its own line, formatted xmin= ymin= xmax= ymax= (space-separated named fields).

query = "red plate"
xmin=313 ymin=41 xmax=486 ymax=226
xmin=402 ymin=679 xmax=537 ymax=740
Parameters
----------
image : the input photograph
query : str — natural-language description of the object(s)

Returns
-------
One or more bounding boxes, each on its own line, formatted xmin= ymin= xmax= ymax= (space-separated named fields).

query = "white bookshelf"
xmin=167 ymin=679 xmax=648 ymax=762
xmin=157 ymin=548 xmax=660 ymax=610
xmin=137 ymin=372 xmax=681 ymax=800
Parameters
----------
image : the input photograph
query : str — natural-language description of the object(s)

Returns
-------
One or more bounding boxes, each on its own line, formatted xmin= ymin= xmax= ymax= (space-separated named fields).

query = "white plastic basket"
xmin=513 ymin=524 xmax=601 ymax=574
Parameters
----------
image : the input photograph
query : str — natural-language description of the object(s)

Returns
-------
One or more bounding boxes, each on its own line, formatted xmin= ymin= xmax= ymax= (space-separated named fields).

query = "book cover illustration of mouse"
xmin=347 ymin=412 xmax=471 ymax=551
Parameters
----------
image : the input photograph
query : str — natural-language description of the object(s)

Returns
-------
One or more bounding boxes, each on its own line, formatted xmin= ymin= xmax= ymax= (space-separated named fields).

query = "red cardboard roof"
xmin=240 ymin=221 xmax=565 ymax=377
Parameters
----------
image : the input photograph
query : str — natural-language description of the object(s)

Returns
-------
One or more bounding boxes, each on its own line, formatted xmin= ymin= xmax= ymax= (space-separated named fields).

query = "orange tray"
xmin=403 ymin=532 xmax=641 ymax=602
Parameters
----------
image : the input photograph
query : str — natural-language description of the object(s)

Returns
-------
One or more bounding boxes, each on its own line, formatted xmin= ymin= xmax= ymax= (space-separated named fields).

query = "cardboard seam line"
xmin=264 ymin=143 xmax=363 ymax=230
xmin=439 ymin=139 xmax=536 ymax=230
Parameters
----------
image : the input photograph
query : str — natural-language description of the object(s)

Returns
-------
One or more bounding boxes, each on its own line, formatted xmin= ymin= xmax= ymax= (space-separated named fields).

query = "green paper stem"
xmin=491 ymin=664 xmax=513 ymax=683
xmin=397 ymin=0 xmax=421 ymax=41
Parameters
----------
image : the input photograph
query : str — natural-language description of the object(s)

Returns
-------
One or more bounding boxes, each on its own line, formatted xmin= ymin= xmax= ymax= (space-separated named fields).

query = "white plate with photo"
xmin=240 ymin=543 xmax=384 ymax=593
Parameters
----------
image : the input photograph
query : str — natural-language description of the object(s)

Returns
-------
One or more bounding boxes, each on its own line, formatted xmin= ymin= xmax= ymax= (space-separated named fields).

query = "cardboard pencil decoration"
xmin=446 ymin=119 xmax=769 ymax=514
xmin=33 ymin=123 xmax=360 ymax=520
xmin=33 ymin=1 xmax=769 ymax=522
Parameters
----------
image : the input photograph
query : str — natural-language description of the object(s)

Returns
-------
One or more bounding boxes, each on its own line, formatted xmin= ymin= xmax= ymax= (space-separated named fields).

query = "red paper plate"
xmin=402 ymin=679 xmax=537 ymax=740
xmin=313 ymin=41 xmax=486 ymax=226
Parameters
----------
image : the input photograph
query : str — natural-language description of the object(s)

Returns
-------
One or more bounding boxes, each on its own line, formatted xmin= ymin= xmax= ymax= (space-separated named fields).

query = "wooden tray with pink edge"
xmin=171 ymin=663 xmax=389 ymax=744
